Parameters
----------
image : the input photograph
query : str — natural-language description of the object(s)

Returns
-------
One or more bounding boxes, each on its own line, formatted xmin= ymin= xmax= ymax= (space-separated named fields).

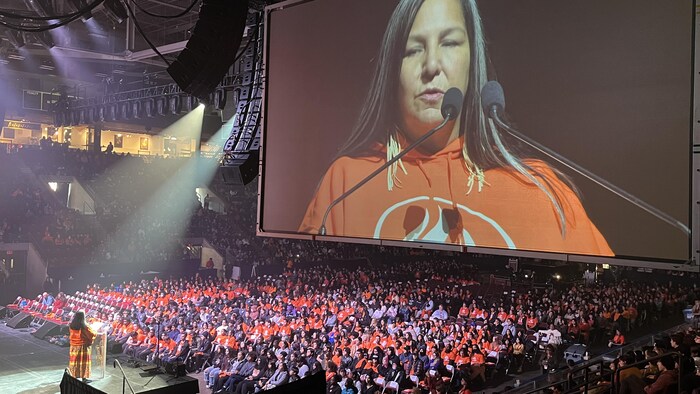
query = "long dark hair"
xmin=69 ymin=311 xmax=87 ymax=330
xmin=335 ymin=0 xmax=577 ymax=235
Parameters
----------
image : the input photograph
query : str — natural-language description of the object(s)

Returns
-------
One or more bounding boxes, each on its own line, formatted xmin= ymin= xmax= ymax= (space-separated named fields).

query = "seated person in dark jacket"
xmin=643 ymin=355 xmax=678 ymax=394
xmin=234 ymin=361 xmax=271 ymax=394
xmin=193 ymin=332 xmax=212 ymax=372
xmin=211 ymin=352 xmax=246 ymax=391
xmin=214 ymin=353 xmax=256 ymax=394
xmin=385 ymin=360 xmax=406 ymax=388
xmin=327 ymin=375 xmax=342 ymax=394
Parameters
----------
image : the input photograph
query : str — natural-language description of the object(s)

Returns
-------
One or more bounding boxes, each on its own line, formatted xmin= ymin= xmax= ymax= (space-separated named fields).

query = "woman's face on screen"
xmin=398 ymin=0 xmax=470 ymax=149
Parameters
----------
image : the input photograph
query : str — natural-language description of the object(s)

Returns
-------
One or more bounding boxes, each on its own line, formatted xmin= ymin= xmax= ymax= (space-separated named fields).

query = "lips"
xmin=418 ymin=88 xmax=445 ymax=104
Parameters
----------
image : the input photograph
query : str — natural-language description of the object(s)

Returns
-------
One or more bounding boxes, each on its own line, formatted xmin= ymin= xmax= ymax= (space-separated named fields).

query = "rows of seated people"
xmin=559 ymin=325 xmax=700 ymax=394
xmin=10 ymin=260 xmax=698 ymax=394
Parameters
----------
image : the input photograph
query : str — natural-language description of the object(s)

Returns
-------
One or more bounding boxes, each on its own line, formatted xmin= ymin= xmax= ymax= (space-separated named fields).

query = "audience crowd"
xmin=10 ymin=261 xmax=700 ymax=393
xmin=3 ymin=143 xmax=700 ymax=394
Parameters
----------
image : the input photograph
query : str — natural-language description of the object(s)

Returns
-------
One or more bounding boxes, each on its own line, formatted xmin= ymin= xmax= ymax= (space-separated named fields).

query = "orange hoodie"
xmin=300 ymin=137 xmax=612 ymax=256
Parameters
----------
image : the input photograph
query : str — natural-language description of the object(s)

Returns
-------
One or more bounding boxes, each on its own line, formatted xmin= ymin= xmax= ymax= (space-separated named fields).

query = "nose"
xmin=421 ymin=44 xmax=441 ymax=81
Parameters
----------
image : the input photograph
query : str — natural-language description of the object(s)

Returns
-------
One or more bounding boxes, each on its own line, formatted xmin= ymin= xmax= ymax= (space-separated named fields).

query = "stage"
xmin=0 ymin=322 xmax=203 ymax=394
xmin=59 ymin=366 xmax=199 ymax=394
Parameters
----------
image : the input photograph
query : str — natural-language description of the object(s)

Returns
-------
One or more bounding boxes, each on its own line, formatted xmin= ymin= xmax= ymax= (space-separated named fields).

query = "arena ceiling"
xmin=0 ymin=0 xmax=272 ymax=89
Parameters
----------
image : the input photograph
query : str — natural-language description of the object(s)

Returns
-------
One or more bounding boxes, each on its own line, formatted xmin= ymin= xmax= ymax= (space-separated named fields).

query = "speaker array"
xmin=167 ymin=0 xmax=250 ymax=99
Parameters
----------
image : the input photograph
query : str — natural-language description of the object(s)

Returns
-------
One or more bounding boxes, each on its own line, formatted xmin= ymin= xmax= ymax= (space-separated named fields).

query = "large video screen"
xmin=260 ymin=0 xmax=693 ymax=262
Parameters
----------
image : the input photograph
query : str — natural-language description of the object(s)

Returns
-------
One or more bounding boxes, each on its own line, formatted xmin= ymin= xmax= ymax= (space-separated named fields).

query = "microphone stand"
xmin=488 ymin=107 xmax=690 ymax=236
xmin=319 ymin=115 xmax=453 ymax=235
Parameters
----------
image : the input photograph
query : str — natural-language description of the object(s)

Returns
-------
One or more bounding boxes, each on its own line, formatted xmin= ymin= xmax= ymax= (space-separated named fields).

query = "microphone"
xmin=481 ymin=80 xmax=689 ymax=236
xmin=480 ymin=80 xmax=505 ymax=114
xmin=318 ymin=87 xmax=464 ymax=235
xmin=441 ymin=87 xmax=464 ymax=120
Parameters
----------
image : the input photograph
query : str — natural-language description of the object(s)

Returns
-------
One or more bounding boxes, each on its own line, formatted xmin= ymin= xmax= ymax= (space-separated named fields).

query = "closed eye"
xmin=404 ymin=46 xmax=423 ymax=57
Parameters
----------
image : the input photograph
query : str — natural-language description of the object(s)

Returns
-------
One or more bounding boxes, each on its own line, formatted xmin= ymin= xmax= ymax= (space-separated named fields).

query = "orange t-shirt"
xmin=470 ymin=353 xmax=485 ymax=365
xmin=458 ymin=306 xmax=470 ymax=317
xmin=526 ymin=317 xmax=538 ymax=330
xmin=299 ymin=137 xmax=613 ymax=256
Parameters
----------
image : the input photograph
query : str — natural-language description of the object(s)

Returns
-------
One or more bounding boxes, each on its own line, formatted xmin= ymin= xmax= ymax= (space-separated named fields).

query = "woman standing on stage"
xmin=68 ymin=311 xmax=97 ymax=382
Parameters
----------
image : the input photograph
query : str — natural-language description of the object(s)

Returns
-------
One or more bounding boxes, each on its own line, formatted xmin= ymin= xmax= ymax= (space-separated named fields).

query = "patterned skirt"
xmin=69 ymin=344 xmax=92 ymax=379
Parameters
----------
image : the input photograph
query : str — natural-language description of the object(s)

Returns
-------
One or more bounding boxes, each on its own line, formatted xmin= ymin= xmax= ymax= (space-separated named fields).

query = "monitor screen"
xmin=260 ymin=0 xmax=693 ymax=262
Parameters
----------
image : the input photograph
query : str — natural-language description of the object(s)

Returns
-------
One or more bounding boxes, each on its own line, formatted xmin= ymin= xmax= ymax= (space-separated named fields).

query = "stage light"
xmin=182 ymin=95 xmax=197 ymax=112
xmin=68 ymin=0 xmax=93 ymax=21
xmin=198 ymin=103 xmax=206 ymax=109
xmin=93 ymin=107 xmax=208 ymax=268
xmin=168 ymin=95 xmax=182 ymax=115
xmin=103 ymin=0 xmax=128 ymax=24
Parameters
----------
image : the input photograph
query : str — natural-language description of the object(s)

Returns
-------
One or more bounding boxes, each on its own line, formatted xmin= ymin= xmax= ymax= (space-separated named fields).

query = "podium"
xmin=89 ymin=320 xmax=109 ymax=380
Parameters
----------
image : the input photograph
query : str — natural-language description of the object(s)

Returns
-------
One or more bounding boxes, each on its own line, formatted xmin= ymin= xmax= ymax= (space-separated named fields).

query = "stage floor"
xmin=0 ymin=321 xmax=204 ymax=394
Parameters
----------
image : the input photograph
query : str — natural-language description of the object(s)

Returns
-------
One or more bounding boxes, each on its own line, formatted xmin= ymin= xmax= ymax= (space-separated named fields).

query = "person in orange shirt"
xmin=123 ymin=331 xmax=144 ymax=358
xmin=458 ymin=303 xmax=470 ymax=320
xmin=468 ymin=345 xmax=486 ymax=383
xmin=156 ymin=332 xmax=176 ymax=362
xmin=68 ymin=311 xmax=97 ymax=382
xmin=526 ymin=312 xmax=539 ymax=331
xmin=299 ymin=0 xmax=613 ymax=257
xmin=608 ymin=329 xmax=625 ymax=347
xmin=455 ymin=348 xmax=470 ymax=370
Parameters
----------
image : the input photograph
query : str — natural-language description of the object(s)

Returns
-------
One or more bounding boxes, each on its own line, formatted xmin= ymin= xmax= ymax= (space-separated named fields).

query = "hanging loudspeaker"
xmin=166 ymin=0 xmax=250 ymax=99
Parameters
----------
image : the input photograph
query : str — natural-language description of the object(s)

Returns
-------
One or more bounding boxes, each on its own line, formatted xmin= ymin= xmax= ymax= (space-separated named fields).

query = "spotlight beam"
xmin=93 ymin=107 xmax=218 ymax=268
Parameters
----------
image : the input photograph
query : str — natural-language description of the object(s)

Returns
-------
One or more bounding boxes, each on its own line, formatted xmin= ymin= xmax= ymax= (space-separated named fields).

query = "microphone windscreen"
xmin=441 ymin=87 xmax=464 ymax=120
xmin=480 ymin=81 xmax=506 ymax=114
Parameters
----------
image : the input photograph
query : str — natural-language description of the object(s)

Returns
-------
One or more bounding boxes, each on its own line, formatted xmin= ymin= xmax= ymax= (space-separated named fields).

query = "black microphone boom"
xmin=481 ymin=81 xmax=689 ymax=236
xmin=318 ymin=88 xmax=464 ymax=235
